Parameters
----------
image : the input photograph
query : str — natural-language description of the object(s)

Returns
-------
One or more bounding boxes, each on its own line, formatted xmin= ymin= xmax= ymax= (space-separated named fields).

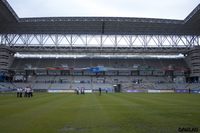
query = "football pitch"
xmin=0 ymin=93 xmax=199 ymax=133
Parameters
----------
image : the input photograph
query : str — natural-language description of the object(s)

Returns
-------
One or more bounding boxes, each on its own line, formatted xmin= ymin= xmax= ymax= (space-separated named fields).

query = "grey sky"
xmin=7 ymin=0 xmax=200 ymax=20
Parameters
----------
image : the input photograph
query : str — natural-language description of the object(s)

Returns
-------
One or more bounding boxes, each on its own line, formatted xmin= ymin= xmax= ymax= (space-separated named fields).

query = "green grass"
xmin=0 ymin=93 xmax=200 ymax=133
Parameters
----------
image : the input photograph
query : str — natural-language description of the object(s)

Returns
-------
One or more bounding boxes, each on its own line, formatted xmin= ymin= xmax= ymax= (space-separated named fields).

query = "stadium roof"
xmin=0 ymin=0 xmax=18 ymax=22
xmin=0 ymin=0 xmax=200 ymax=35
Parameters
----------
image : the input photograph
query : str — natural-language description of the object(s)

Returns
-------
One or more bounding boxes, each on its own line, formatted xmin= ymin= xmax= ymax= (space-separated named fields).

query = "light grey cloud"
xmin=7 ymin=0 xmax=200 ymax=19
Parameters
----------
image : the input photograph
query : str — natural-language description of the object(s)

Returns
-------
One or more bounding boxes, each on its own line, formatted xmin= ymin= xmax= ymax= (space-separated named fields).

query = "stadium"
xmin=0 ymin=0 xmax=200 ymax=133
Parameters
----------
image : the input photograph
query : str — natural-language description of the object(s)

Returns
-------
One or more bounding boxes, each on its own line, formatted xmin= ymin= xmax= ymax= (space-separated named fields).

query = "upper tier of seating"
xmin=11 ymin=58 xmax=188 ymax=70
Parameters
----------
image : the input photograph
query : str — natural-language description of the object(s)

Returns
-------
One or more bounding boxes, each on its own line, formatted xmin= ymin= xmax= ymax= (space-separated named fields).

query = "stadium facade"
xmin=0 ymin=0 xmax=200 ymax=92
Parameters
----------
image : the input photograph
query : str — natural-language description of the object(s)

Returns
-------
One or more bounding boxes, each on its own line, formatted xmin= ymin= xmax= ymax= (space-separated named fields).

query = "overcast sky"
xmin=7 ymin=0 xmax=200 ymax=20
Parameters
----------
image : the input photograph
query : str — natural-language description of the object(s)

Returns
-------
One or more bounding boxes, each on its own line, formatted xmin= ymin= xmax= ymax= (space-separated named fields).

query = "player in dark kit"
xmin=99 ymin=87 xmax=101 ymax=96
